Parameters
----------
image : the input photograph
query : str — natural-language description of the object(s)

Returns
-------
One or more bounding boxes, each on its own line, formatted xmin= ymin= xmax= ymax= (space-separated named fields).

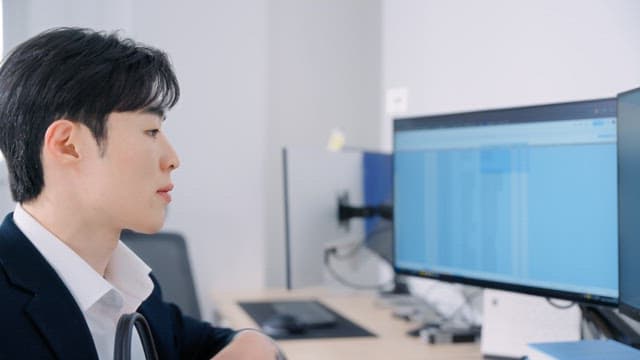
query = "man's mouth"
xmin=157 ymin=184 xmax=174 ymax=203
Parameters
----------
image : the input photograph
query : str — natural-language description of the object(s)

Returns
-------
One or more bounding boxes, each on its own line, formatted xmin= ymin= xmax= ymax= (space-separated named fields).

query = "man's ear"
xmin=43 ymin=119 xmax=81 ymax=163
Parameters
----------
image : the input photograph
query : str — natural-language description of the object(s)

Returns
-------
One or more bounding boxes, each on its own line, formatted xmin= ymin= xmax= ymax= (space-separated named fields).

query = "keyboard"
xmin=272 ymin=301 xmax=338 ymax=328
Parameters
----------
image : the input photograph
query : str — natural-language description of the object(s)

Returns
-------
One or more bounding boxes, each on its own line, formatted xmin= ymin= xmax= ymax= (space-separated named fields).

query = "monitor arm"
xmin=337 ymin=193 xmax=393 ymax=224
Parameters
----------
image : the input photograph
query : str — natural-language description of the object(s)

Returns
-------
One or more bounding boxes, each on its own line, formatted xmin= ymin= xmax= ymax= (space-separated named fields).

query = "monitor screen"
xmin=617 ymin=87 xmax=640 ymax=319
xmin=393 ymin=99 xmax=618 ymax=305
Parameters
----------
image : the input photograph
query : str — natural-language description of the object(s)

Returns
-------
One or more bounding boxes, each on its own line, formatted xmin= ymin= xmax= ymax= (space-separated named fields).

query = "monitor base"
xmin=580 ymin=305 xmax=640 ymax=349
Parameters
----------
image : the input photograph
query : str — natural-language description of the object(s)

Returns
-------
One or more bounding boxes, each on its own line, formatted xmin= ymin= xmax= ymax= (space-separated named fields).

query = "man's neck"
xmin=21 ymin=198 xmax=119 ymax=276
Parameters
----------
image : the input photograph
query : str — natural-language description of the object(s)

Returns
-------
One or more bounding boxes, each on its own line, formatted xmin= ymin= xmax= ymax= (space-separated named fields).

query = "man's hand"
xmin=211 ymin=330 xmax=282 ymax=360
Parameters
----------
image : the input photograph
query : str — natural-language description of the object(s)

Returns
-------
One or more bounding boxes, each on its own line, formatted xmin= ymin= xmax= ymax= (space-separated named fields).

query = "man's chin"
xmin=125 ymin=219 xmax=165 ymax=234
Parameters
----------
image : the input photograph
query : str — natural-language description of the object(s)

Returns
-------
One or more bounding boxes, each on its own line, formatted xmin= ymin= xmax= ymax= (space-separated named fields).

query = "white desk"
xmin=213 ymin=288 xmax=482 ymax=360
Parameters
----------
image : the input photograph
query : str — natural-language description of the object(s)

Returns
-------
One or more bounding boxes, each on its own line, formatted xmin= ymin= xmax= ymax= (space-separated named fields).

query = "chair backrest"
xmin=120 ymin=231 xmax=202 ymax=320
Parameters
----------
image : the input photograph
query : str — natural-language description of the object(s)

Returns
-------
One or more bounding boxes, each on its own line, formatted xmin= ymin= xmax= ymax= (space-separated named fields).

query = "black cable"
xmin=321 ymin=218 xmax=397 ymax=290
xmin=546 ymin=297 xmax=576 ymax=309
xmin=323 ymin=247 xmax=395 ymax=290
xmin=328 ymin=240 xmax=365 ymax=260
xmin=329 ymin=223 xmax=393 ymax=261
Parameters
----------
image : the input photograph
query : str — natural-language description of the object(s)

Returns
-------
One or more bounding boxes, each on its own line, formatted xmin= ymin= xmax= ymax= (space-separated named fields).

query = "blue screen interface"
xmin=394 ymin=108 xmax=618 ymax=300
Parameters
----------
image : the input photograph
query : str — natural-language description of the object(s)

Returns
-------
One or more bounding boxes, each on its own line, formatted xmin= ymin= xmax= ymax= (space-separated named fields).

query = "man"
xmin=0 ymin=28 xmax=278 ymax=359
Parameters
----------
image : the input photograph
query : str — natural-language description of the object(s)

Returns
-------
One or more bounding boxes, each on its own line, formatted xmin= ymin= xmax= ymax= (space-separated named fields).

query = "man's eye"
xmin=146 ymin=129 xmax=160 ymax=138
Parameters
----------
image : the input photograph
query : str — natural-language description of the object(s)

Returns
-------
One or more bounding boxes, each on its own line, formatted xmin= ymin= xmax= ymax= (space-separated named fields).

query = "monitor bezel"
xmin=616 ymin=86 xmax=640 ymax=320
xmin=393 ymin=97 xmax=618 ymax=307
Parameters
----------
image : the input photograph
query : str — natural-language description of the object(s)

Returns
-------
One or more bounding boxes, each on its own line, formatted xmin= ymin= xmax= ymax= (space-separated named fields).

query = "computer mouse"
xmin=260 ymin=314 xmax=306 ymax=337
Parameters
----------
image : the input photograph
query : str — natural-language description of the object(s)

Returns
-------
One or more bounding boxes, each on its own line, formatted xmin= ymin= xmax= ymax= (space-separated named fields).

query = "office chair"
xmin=120 ymin=230 xmax=202 ymax=320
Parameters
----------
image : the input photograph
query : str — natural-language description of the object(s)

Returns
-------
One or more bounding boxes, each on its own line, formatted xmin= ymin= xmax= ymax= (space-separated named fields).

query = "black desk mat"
xmin=238 ymin=299 xmax=376 ymax=340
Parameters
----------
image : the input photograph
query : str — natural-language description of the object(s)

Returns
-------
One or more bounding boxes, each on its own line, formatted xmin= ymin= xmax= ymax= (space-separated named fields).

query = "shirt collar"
xmin=13 ymin=204 xmax=154 ymax=312
xmin=105 ymin=242 xmax=154 ymax=310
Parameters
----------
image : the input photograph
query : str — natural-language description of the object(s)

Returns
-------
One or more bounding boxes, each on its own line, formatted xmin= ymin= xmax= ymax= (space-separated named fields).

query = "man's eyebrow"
xmin=143 ymin=108 xmax=167 ymax=121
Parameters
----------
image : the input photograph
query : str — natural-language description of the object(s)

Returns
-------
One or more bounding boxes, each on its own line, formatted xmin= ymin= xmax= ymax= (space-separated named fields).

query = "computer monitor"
xmin=361 ymin=153 xmax=393 ymax=264
xmin=393 ymin=98 xmax=618 ymax=306
xmin=283 ymin=147 xmax=392 ymax=289
xmin=617 ymin=87 xmax=640 ymax=320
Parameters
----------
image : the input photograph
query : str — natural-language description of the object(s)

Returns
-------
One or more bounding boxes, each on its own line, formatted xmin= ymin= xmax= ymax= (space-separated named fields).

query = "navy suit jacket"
xmin=0 ymin=214 xmax=236 ymax=359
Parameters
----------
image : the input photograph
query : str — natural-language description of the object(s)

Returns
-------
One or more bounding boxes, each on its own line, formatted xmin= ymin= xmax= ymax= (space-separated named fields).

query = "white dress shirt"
xmin=13 ymin=204 xmax=154 ymax=360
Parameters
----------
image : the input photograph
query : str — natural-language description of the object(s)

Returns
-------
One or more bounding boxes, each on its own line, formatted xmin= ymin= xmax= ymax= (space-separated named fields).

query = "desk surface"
xmin=213 ymin=288 xmax=482 ymax=360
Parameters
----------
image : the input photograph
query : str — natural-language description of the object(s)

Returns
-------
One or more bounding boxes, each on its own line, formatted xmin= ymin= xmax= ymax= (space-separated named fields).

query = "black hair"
xmin=0 ymin=27 xmax=180 ymax=202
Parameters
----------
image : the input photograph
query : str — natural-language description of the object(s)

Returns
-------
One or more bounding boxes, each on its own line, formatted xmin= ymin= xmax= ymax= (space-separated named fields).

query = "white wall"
xmin=3 ymin=0 xmax=132 ymax=52
xmin=264 ymin=0 xmax=382 ymax=287
xmin=382 ymin=0 xmax=640 ymax=150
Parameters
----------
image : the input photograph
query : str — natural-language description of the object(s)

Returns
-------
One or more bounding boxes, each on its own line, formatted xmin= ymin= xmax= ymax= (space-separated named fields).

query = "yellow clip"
xmin=327 ymin=128 xmax=346 ymax=152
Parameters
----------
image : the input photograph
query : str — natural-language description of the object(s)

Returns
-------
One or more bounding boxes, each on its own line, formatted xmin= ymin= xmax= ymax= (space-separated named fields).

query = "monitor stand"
xmin=379 ymin=274 xmax=410 ymax=296
xmin=580 ymin=305 xmax=640 ymax=348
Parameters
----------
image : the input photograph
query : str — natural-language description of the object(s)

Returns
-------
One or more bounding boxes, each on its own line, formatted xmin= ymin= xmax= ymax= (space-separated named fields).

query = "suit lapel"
xmin=0 ymin=214 xmax=99 ymax=360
